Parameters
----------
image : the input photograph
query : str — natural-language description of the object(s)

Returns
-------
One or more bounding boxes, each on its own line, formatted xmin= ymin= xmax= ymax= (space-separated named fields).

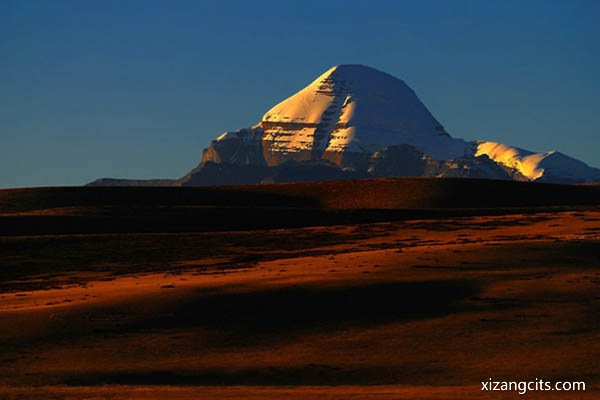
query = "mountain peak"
xmin=322 ymin=64 xmax=400 ymax=80
xmin=184 ymin=65 xmax=600 ymax=185
xmin=261 ymin=64 xmax=468 ymax=163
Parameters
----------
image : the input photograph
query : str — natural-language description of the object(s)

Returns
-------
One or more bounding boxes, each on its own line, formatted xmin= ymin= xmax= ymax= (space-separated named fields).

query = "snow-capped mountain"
xmin=260 ymin=65 xmax=469 ymax=163
xmin=89 ymin=64 xmax=600 ymax=186
xmin=182 ymin=64 xmax=598 ymax=185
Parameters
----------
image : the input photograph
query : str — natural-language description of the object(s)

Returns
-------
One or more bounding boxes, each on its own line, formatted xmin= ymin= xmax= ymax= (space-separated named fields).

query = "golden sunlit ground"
xmin=1 ymin=206 xmax=599 ymax=399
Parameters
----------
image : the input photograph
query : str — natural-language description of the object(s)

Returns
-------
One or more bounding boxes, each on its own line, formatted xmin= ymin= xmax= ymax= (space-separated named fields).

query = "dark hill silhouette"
xmin=1 ymin=178 xmax=599 ymax=236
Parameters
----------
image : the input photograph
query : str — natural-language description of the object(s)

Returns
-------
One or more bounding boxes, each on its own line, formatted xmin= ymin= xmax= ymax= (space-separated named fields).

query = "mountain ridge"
xmin=89 ymin=64 xmax=600 ymax=186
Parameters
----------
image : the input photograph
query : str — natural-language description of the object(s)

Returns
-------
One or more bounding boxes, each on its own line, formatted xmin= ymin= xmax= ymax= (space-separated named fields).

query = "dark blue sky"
xmin=2 ymin=0 xmax=599 ymax=187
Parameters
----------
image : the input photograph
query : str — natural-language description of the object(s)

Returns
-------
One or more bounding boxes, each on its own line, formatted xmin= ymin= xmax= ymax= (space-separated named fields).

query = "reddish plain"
xmin=0 ymin=180 xmax=599 ymax=399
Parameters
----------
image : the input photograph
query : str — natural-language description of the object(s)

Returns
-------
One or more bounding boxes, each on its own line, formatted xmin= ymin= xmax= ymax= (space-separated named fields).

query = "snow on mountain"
xmin=260 ymin=64 xmax=469 ymax=163
xmin=475 ymin=142 xmax=549 ymax=180
xmin=90 ymin=64 xmax=600 ymax=186
xmin=476 ymin=141 xmax=600 ymax=183
xmin=194 ymin=64 xmax=599 ymax=185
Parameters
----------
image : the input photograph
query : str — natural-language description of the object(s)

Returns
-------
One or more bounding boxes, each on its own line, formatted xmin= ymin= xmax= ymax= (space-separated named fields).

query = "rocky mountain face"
xmin=89 ymin=64 xmax=600 ymax=186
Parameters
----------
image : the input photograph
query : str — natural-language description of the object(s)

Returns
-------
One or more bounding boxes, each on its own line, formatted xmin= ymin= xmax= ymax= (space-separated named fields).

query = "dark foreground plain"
xmin=1 ymin=178 xmax=599 ymax=399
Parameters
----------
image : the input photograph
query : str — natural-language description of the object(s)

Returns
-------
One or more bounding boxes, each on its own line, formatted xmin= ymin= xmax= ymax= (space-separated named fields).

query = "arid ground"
xmin=1 ymin=179 xmax=599 ymax=399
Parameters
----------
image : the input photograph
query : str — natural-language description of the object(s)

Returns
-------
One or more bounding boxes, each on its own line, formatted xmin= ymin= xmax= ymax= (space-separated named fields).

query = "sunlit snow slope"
xmin=261 ymin=65 xmax=468 ymax=162
xmin=476 ymin=141 xmax=600 ymax=183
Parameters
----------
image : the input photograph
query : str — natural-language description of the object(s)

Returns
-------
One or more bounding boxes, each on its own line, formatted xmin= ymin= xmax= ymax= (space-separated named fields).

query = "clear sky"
xmin=2 ymin=0 xmax=599 ymax=188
